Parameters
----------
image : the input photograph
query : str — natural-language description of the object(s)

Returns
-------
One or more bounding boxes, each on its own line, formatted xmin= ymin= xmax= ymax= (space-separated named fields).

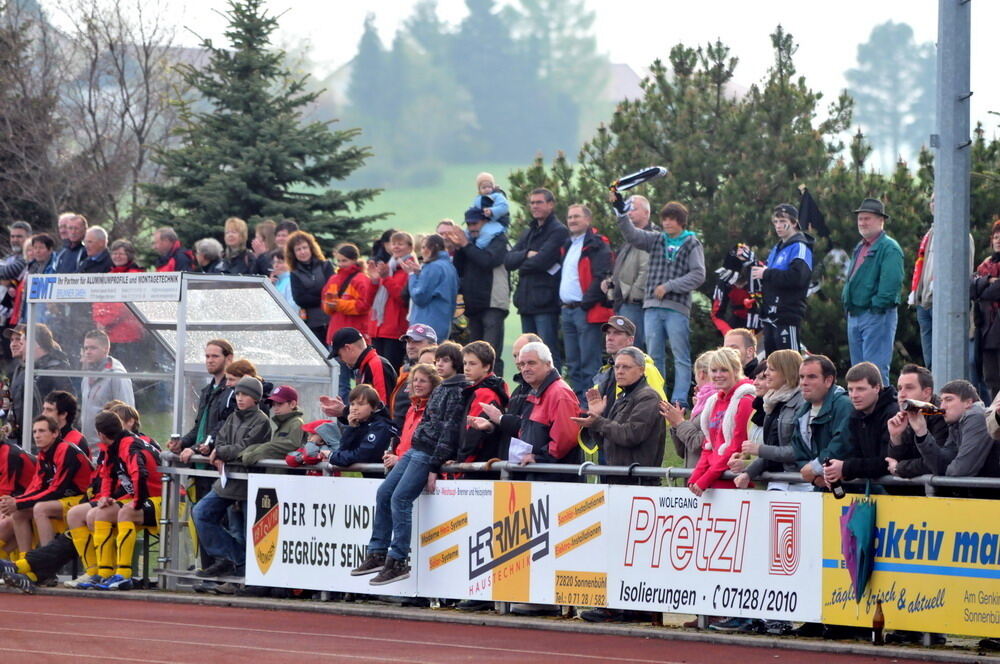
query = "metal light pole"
xmin=931 ymin=0 xmax=972 ymax=383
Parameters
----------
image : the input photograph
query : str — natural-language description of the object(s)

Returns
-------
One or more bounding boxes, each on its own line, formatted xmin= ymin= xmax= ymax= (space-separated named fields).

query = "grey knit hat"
xmin=234 ymin=375 xmax=263 ymax=401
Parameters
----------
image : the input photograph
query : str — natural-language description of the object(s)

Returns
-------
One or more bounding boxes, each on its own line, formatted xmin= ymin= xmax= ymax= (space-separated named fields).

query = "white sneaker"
xmin=64 ymin=573 xmax=93 ymax=589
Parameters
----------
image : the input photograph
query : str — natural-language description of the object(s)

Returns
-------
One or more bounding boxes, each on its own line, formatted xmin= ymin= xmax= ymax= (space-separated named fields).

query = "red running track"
xmin=0 ymin=594 xmax=939 ymax=664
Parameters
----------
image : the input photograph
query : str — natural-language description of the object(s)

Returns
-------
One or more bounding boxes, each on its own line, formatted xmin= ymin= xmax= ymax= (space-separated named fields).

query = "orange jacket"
xmin=322 ymin=263 xmax=374 ymax=343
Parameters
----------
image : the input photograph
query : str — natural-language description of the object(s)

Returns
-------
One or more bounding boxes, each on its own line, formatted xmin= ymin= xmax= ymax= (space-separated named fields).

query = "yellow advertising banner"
xmin=822 ymin=494 xmax=1000 ymax=637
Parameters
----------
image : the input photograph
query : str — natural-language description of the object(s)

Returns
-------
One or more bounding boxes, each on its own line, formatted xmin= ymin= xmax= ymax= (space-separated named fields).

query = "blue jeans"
xmin=615 ymin=301 xmax=646 ymax=350
xmin=520 ymin=312 xmax=562 ymax=370
xmin=847 ymin=309 xmax=897 ymax=387
xmin=192 ymin=489 xmax=243 ymax=567
xmin=644 ymin=307 xmax=692 ymax=406
xmin=368 ymin=449 xmax=432 ymax=561
xmin=336 ymin=359 xmax=352 ymax=401
xmin=916 ymin=305 xmax=933 ymax=368
xmin=561 ymin=307 xmax=603 ymax=400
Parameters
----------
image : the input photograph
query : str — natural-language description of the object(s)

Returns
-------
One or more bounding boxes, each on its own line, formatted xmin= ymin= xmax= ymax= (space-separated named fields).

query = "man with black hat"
xmin=327 ymin=328 xmax=397 ymax=410
xmin=842 ymin=198 xmax=904 ymax=386
xmin=751 ymin=203 xmax=814 ymax=355
xmin=446 ymin=207 xmax=510 ymax=375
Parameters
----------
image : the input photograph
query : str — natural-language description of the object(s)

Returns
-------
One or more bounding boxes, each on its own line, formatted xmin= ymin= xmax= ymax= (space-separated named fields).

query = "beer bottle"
xmin=820 ymin=456 xmax=846 ymax=500
xmin=872 ymin=599 xmax=885 ymax=645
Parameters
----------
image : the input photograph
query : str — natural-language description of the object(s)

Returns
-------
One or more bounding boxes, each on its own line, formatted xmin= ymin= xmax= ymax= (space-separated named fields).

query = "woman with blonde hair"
xmin=286 ymin=230 xmax=334 ymax=344
xmin=732 ymin=349 xmax=805 ymax=489
xmin=667 ymin=350 xmax=716 ymax=468
xmin=221 ymin=217 xmax=255 ymax=275
xmin=686 ymin=347 xmax=755 ymax=494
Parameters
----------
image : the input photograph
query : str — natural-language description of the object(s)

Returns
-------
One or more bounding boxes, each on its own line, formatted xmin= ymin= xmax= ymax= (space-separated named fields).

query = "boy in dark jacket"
xmin=351 ymin=356 xmax=466 ymax=586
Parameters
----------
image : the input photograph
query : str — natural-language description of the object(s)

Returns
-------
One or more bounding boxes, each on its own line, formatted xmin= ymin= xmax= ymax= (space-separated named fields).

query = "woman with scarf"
xmin=369 ymin=232 xmax=414 ymax=370
xmin=730 ymin=350 xmax=805 ymax=490
xmin=382 ymin=363 xmax=440 ymax=470
xmin=321 ymin=243 xmax=375 ymax=345
xmin=972 ymin=219 xmax=1000 ymax=399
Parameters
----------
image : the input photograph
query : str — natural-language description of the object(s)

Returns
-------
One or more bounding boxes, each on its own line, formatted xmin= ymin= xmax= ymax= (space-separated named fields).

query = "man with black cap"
xmin=389 ymin=324 xmax=437 ymax=429
xmin=447 ymin=207 xmax=510 ymax=375
xmin=751 ymin=203 xmax=814 ymax=355
xmin=842 ymin=198 xmax=904 ymax=386
xmin=327 ymin=328 xmax=397 ymax=411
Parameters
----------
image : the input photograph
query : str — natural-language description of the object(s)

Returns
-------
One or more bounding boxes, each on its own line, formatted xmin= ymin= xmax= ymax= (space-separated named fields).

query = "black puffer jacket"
xmin=843 ymin=386 xmax=899 ymax=480
xmin=454 ymin=232 xmax=509 ymax=314
xmin=410 ymin=374 xmax=468 ymax=472
xmin=290 ymin=259 xmax=334 ymax=330
xmin=504 ymin=214 xmax=569 ymax=315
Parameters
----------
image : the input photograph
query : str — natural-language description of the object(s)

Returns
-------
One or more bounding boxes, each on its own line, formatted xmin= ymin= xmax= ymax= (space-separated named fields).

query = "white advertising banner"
xmin=605 ymin=487 xmax=823 ymax=621
xmin=245 ymin=474 xmax=418 ymax=595
xmin=417 ymin=480 xmax=609 ymax=606
xmin=28 ymin=272 xmax=182 ymax=303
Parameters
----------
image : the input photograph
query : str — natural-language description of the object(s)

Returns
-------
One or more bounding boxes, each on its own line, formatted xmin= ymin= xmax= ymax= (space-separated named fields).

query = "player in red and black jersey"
xmin=43 ymin=390 xmax=90 ymax=460
xmin=0 ymin=440 xmax=35 ymax=557
xmin=0 ymin=415 xmax=91 ymax=556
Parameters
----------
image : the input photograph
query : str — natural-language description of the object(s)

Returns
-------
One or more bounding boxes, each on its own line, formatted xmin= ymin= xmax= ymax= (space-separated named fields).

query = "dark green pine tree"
xmin=145 ymin=0 xmax=382 ymax=245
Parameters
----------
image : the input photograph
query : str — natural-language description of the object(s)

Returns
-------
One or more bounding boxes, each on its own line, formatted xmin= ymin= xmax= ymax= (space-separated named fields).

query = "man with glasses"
xmin=751 ymin=204 xmax=814 ymax=355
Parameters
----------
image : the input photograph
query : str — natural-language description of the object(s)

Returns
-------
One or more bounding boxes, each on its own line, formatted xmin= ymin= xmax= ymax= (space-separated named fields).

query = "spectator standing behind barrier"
xmin=370 ymin=231 xmax=416 ymax=371
xmin=351 ymin=344 xmax=467 ymax=586
xmin=606 ymin=196 xmax=651 ymax=349
xmin=481 ymin=342 xmax=581 ymax=482
xmin=842 ymin=198 xmax=904 ymax=387
xmin=613 ymin=196 xmax=705 ymax=408
xmin=403 ymin=234 xmax=458 ymax=344
xmin=322 ymin=242 xmax=375 ymax=345
xmin=822 ymin=362 xmax=898 ymax=489
xmin=451 ymin=210 xmax=510 ymax=376
xmin=971 ymin=220 xmax=1000 ymax=399
xmin=327 ymin=327 xmax=397 ymax=408
xmin=239 ymin=385 xmax=304 ymax=469
xmin=505 ymin=188 xmax=570 ymax=371
xmin=152 ymin=227 xmax=194 ymax=272
xmin=192 ymin=376 xmax=272 ymax=584
xmin=286 ymin=231 xmax=334 ymax=346
xmin=92 ymin=240 xmax=146 ymax=371
xmin=0 ymin=222 xmax=31 ymax=351
xmin=559 ymin=205 xmax=614 ymax=404
xmin=731 ymin=350 xmax=805 ymax=489
xmin=724 ymin=328 xmax=759 ymax=380
xmin=220 ymin=217 xmax=256 ymax=275
xmin=794 ymin=355 xmax=855 ymax=489
xmin=273 ymin=220 xmax=299 ymax=252
xmin=750 ymin=204 xmax=813 ymax=355
xmin=79 ymin=330 xmax=134 ymax=442
xmin=54 ymin=213 xmax=87 ymax=273
xmin=573 ymin=346 xmax=664 ymax=482
xmin=78 ymin=227 xmax=112 ymax=273
xmin=326 ymin=385 xmax=398 ymax=476
xmin=457 ymin=341 xmax=508 ymax=464
xmin=269 ymin=250 xmax=298 ymax=310
xmin=389 ymin=324 xmax=437 ymax=429
xmin=194 ymin=238 xmax=226 ymax=274
xmin=892 ymin=379 xmax=998 ymax=478
xmin=663 ymin=351 xmax=714 ymax=469
xmin=251 ymin=219 xmax=277 ymax=276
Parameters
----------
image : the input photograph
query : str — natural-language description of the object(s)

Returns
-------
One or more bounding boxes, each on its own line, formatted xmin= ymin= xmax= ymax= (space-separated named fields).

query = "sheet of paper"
xmin=546 ymin=263 xmax=561 ymax=275
xmin=219 ymin=464 xmax=228 ymax=488
xmin=507 ymin=437 xmax=533 ymax=464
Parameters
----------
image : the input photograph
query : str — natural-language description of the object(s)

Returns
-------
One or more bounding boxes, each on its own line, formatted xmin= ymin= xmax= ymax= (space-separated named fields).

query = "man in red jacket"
xmin=152 ymin=227 xmax=194 ymax=272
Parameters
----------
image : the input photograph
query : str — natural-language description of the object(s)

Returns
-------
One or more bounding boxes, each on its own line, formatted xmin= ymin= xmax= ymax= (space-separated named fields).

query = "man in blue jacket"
xmin=752 ymin=203 xmax=814 ymax=354
xmin=842 ymin=198 xmax=904 ymax=386
xmin=403 ymin=233 xmax=458 ymax=343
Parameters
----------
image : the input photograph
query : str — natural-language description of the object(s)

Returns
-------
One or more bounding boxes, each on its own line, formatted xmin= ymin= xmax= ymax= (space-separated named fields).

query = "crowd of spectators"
xmin=0 ymin=183 xmax=999 ymax=646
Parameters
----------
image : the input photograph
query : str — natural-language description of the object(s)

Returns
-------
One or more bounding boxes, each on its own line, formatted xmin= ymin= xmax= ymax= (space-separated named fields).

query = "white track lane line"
xmin=0 ymin=608 xmax=673 ymax=664
xmin=8 ymin=646 xmax=174 ymax=663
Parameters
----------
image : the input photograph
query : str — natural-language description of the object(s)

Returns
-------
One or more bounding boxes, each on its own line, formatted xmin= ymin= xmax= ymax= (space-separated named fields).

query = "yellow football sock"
xmin=93 ymin=521 xmax=116 ymax=578
xmin=115 ymin=522 xmax=137 ymax=579
xmin=69 ymin=526 xmax=98 ymax=576
xmin=14 ymin=558 xmax=36 ymax=581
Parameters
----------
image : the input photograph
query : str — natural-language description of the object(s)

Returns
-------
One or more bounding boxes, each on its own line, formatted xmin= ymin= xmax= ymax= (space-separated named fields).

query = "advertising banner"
xmin=822 ymin=494 xmax=1000 ymax=637
xmin=244 ymin=474 xmax=418 ymax=595
xmin=417 ymin=480 xmax=609 ymax=606
xmin=605 ymin=487 xmax=823 ymax=621
xmin=28 ymin=272 xmax=182 ymax=303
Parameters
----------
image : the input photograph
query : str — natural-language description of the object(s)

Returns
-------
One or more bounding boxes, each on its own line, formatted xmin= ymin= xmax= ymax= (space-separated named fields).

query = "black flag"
xmin=798 ymin=187 xmax=828 ymax=238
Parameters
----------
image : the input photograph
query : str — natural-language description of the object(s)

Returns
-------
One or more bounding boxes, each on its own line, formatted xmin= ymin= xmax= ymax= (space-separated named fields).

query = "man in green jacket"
xmin=792 ymin=355 xmax=855 ymax=489
xmin=842 ymin=198 xmax=904 ymax=386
